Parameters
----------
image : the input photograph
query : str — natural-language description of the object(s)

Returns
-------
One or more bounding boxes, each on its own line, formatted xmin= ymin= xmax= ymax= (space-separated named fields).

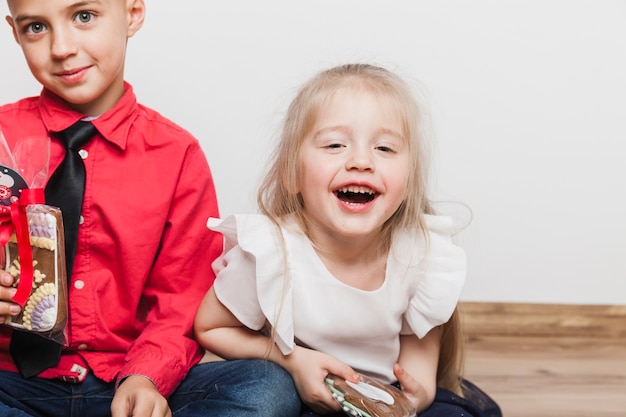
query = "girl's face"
xmin=297 ymin=87 xmax=410 ymax=244
xmin=6 ymin=0 xmax=144 ymax=116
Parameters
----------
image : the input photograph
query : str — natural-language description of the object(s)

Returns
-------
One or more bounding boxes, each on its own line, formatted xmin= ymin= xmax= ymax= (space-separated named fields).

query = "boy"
xmin=0 ymin=0 xmax=300 ymax=416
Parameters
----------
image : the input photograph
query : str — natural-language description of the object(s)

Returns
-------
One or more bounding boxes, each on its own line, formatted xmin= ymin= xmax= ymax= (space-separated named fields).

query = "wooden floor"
xmin=461 ymin=302 xmax=626 ymax=417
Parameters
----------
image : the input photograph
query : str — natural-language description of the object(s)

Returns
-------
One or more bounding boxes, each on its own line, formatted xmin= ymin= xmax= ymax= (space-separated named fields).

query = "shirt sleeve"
xmin=402 ymin=215 xmax=467 ymax=338
xmin=116 ymin=142 xmax=223 ymax=396
xmin=208 ymin=215 xmax=295 ymax=355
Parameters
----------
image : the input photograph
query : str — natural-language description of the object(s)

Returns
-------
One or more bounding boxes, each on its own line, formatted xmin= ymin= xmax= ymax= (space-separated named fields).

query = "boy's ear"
xmin=126 ymin=0 xmax=145 ymax=38
xmin=5 ymin=16 xmax=20 ymax=45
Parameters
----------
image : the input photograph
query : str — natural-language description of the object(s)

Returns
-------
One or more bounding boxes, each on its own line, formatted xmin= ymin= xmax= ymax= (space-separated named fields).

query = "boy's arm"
xmin=117 ymin=142 xmax=222 ymax=396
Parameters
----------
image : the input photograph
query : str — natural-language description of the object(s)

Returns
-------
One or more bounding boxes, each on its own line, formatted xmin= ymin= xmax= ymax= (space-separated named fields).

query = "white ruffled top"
xmin=207 ymin=214 xmax=466 ymax=383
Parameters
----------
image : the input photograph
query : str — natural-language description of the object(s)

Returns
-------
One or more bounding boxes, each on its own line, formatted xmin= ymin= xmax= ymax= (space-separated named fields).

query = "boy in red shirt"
xmin=0 ymin=0 xmax=300 ymax=416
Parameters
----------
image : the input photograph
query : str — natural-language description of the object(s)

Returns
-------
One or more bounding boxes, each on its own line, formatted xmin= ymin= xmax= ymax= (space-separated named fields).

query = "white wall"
xmin=1 ymin=1 xmax=625 ymax=305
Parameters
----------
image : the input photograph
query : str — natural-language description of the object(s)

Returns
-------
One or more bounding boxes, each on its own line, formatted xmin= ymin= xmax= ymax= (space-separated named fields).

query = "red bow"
xmin=0 ymin=188 xmax=45 ymax=307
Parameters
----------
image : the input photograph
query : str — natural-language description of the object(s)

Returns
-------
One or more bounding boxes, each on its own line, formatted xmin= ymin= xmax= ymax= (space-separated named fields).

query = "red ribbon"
xmin=0 ymin=188 xmax=45 ymax=307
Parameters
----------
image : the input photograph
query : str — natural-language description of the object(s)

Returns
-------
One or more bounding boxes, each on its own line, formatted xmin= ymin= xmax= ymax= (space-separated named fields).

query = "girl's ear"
xmin=285 ymin=162 xmax=300 ymax=195
xmin=285 ymin=178 xmax=299 ymax=195
xmin=126 ymin=0 xmax=145 ymax=38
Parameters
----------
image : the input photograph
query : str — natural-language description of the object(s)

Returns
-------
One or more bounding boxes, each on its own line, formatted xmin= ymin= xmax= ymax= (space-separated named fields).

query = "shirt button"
xmin=77 ymin=343 xmax=88 ymax=351
xmin=79 ymin=215 xmax=84 ymax=225
xmin=79 ymin=149 xmax=88 ymax=159
xmin=74 ymin=280 xmax=85 ymax=290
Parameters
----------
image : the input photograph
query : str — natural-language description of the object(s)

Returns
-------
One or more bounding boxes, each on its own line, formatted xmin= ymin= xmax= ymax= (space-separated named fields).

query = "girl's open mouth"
xmin=335 ymin=186 xmax=378 ymax=204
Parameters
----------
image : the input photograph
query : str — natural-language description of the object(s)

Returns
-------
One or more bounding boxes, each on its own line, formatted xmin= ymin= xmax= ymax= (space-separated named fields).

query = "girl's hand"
xmin=285 ymin=345 xmax=360 ymax=414
xmin=393 ymin=363 xmax=423 ymax=410
xmin=0 ymin=271 xmax=20 ymax=324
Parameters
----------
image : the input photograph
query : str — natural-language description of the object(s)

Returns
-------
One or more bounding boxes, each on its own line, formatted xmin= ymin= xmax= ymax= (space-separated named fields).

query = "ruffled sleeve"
xmin=207 ymin=214 xmax=295 ymax=355
xmin=401 ymin=215 xmax=467 ymax=338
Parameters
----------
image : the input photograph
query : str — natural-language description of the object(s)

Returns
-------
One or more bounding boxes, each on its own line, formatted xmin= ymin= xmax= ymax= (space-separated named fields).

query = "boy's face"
xmin=6 ymin=0 xmax=144 ymax=116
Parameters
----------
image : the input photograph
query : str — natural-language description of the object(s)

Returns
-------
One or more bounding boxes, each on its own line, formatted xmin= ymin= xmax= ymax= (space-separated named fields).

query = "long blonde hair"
xmin=438 ymin=307 xmax=465 ymax=394
xmin=259 ymin=64 xmax=432 ymax=237
xmin=258 ymin=63 xmax=464 ymax=392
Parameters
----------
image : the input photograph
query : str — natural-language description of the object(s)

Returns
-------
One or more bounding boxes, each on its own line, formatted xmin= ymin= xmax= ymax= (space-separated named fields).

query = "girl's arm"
xmin=194 ymin=286 xmax=278 ymax=359
xmin=394 ymin=326 xmax=442 ymax=413
xmin=193 ymin=287 xmax=358 ymax=413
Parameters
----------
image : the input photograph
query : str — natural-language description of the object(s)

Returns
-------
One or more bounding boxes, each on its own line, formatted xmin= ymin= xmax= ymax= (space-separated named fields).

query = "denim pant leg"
xmin=169 ymin=359 xmax=301 ymax=417
xmin=0 ymin=370 xmax=114 ymax=417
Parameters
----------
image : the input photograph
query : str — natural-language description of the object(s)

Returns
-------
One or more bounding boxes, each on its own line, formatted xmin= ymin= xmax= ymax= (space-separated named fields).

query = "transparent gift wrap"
xmin=325 ymin=373 xmax=417 ymax=417
xmin=0 ymin=129 xmax=68 ymax=345
xmin=3 ymin=203 xmax=68 ymax=335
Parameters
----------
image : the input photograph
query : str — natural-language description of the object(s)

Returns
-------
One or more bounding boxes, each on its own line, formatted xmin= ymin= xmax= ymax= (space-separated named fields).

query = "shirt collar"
xmin=38 ymin=82 xmax=139 ymax=150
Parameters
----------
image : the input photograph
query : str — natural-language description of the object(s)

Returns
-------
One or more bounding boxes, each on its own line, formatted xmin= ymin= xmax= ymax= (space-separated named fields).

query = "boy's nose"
xmin=50 ymin=29 xmax=78 ymax=59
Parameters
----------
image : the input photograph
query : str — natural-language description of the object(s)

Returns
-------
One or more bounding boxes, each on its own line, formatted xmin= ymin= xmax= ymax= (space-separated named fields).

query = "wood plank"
xmin=460 ymin=303 xmax=626 ymax=417
xmin=459 ymin=302 xmax=626 ymax=338
xmin=464 ymin=336 xmax=626 ymax=417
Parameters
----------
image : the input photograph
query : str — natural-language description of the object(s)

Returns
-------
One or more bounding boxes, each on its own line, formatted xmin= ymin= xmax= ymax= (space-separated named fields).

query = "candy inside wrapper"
xmin=325 ymin=373 xmax=417 ymax=417
xmin=0 ymin=129 xmax=68 ymax=346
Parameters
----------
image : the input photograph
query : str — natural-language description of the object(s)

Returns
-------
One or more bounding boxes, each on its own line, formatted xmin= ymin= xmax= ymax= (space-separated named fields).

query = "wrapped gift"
xmin=0 ymin=130 xmax=68 ymax=345
xmin=325 ymin=373 xmax=417 ymax=417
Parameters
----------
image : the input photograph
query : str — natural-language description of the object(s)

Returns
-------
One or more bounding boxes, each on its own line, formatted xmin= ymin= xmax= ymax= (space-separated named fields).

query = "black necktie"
xmin=10 ymin=120 xmax=96 ymax=378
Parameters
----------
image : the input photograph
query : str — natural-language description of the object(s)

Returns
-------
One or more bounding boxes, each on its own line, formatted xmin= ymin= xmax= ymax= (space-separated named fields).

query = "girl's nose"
xmin=345 ymin=146 xmax=374 ymax=172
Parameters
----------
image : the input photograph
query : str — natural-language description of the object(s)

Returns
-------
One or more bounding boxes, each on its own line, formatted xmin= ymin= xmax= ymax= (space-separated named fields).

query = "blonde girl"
xmin=195 ymin=64 xmax=498 ymax=417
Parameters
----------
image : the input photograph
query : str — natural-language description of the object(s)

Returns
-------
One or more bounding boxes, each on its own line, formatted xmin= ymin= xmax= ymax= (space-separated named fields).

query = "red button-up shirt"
xmin=0 ymin=83 xmax=222 ymax=396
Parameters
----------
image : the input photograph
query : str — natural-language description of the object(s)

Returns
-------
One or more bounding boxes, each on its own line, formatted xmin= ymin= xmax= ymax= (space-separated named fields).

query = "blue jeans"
xmin=0 ymin=359 xmax=301 ymax=417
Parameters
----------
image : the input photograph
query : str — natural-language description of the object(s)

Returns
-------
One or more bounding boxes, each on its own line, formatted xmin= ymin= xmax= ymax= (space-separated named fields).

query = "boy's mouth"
xmin=54 ymin=65 xmax=91 ymax=82
xmin=335 ymin=186 xmax=378 ymax=204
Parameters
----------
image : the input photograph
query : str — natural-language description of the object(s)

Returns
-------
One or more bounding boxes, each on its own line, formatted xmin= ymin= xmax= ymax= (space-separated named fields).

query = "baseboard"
xmin=459 ymin=302 xmax=626 ymax=339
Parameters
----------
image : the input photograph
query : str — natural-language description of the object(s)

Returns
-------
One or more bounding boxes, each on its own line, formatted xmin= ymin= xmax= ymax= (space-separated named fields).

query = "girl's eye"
xmin=376 ymin=145 xmax=395 ymax=153
xmin=26 ymin=22 xmax=46 ymax=34
xmin=74 ymin=11 xmax=94 ymax=24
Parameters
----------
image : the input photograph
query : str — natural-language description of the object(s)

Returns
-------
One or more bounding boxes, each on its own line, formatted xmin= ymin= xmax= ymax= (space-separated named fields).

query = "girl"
xmin=194 ymin=64 xmax=499 ymax=417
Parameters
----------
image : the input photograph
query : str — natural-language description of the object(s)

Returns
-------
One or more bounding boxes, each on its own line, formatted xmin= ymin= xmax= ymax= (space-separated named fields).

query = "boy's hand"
xmin=284 ymin=345 xmax=360 ymax=414
xmin=0 ymin=271 xmax=20 ymax=324
xmin=111 ymin=375 xmax=171 ymax=417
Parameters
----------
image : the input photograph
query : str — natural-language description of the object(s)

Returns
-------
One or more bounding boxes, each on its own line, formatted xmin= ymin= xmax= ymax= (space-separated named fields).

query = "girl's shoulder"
xmin=392 ymin=214 xmax=465 ymax=262
xmin=392 ymin=214 xmax=467 ymax=338
xmin=207 ymin=213 xmax=274 ymax=237
xmin=207 ymin=213 xmax=304 ymax=248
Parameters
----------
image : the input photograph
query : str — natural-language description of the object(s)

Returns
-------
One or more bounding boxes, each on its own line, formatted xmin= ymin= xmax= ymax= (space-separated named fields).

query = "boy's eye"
xmin=74 ymin=11 xmax=94 ymax=24
xmin=26 ymin=22 xmax=46 ymax=34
